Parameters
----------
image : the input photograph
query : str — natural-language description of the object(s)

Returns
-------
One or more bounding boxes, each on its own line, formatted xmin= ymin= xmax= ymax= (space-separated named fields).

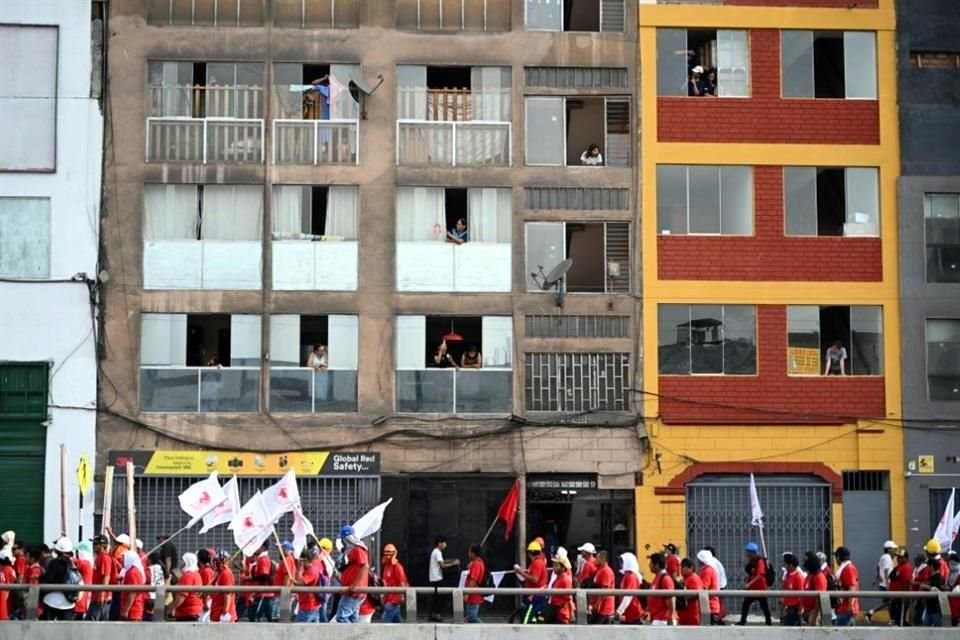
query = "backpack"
xmin=64 ymin=561 xmax=83 ymax=603
xmin=316 ymin=567 xmax=331 ymax=605
xmin=762 ymin=558 xmax=776 ymax=588
xmin=481 ymin=568 xmax=495 ymax=590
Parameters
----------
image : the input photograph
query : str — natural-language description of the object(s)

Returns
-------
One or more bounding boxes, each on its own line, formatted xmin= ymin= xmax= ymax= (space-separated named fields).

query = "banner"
xmin=109 ymin=450 xmax=380 ymax=476
xmin=199 ymin=475 xmax=241 ymax=535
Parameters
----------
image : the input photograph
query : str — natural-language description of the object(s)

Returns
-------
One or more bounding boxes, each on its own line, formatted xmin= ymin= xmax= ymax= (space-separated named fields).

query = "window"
xmin=657 ymin=28 xmax=750 ymax=97
xmin=525 ymin=222 xmax=630 ymax=293
xmin=781 ymin=31 xmax=877 ymax=99
xmin=657 ymin=165 xmax=753 ymax=235
xmin=269 ymin=315 xmax=358 ymax=412
xmin=396 ymin=0 xmax=511 ymax=31
xmin=524 ymin=97 xmax=631 ymax=166
xmin=0 ymin=25 xmax=57 ymax=171
xmin=143 ymin=184 xmax=262 ymax=289
xmin=147 ymin=0 xmax=264 ymax=26
xmin=785 ymin=167 xmax=879 ymax=236
xmin=525 ymin=187 xmax=629 ymax=210
xmin=272 ymin=0 xmax=360 ymax=28
xmin=924 ymin=194 xmax=960 ymax=283
xmin=395 ymin=315 xmax=513 ymax=413
xmin=927 ymin=319 xmax=960 ymax=401
xmin=525 ymin=0 xmax=625 ymax=32
xmin=139 ymin=313 xmax=261 ymax=412
xmin=787 ymin=305 xmax=883 ymax=375
xmin=525 ymin=353 xmax=630 ymax=412
xmin=658 ymin=305 xmax=756 ymax=375
xmin=0 ymin=198 xmax=50 ymax=278
xmin=525 ymin=315 xmax=630 ymax=338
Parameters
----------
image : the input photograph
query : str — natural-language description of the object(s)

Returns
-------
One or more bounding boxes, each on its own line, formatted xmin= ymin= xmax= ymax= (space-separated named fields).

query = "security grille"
xmin=525 ymin=314 xmax=630 ymax=339
xmin=842 ymin=470 xmax=888 ymax=492
xmin=524 ymin=352 xmax=630 ymax=412
xmin=524 ymin=187 xmax=629 ymax=211
xmin=600 ymin=0 xmax=626 ymax=32
xmin=686 ymin=475 xmax=832 ymax=609
xmin=110 ymin=475 xmax=380 ymax=556
xmin=525 ymin=67 xmax=628 ymax=89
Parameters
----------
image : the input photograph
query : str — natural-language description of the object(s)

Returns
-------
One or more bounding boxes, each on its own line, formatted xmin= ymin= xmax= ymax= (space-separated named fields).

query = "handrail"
xmin=146 ymin=117 xmax=264 ymax=163
xmin=395 ymin=119 xmax=512 ymax=166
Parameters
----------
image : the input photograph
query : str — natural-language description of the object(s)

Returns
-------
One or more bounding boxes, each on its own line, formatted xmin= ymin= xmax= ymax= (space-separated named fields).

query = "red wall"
xmin=658 ymin=30 xmax=879 ymax=145
xmin=658 ymin=166 xmax=883 ymax=281
xmin=658 ymin=305 xmax=886 ymax=424
xmin=726 ymin=0 xmax=877 ymax=6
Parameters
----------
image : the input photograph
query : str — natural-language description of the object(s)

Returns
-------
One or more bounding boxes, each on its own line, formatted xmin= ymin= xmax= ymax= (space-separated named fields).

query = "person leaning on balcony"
xmin=446 ymin=218 xmax=468 ymax=244
xmin=307 ymin=344 xmax=328 ymax=370
xmin=433 ymin=341 xmax=458 ymax=369
xmin=461 ymin=345 xmax=483 ymax=369
xmin=580 ymin=144 xmax=604 ymax=166
xmin=824 ymin=340 xmax=847 ymax=376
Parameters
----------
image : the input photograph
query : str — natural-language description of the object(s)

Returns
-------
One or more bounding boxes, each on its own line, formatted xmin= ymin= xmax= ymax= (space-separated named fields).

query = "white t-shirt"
xmin=580 ymin=151 xmax=603 ymax=166
xmin=429 ymin=548 xmax=444 ymax=583
xmin=877 ymin=553 xmax=894 ymax=587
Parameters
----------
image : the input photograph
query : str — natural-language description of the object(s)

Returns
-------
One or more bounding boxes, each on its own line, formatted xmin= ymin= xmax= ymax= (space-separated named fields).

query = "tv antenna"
xmin=531 ymin=259 xmax=573 ymax=308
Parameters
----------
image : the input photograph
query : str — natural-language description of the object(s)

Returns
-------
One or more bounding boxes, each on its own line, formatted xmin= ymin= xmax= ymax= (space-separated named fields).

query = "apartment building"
xmin=897 ymin=0 xmax=960 ymax=551
xmin=0 ymin=0 xmax=104 ymax=541
xmin=97 ymin=0 xmax=642 ymax=584
xmin=637 ymin=0 xmax=904 ymax=583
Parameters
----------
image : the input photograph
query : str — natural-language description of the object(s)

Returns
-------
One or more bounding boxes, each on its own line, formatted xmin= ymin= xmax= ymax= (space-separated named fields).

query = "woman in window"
xmin=306 ymin=344 xmax=328 ymax=370
xmin=460 ymin=345 xmax=483 ymax=369
xmin=432 ymin=340 xmax=458 ymax=368
xmin=823 ymin=340 xmax=847 ymax=376
xmin=446 ymin=218 xmax=468 ymax=244
xmin=579 ymin=144 xmax=604 ymax=166
xmin=688 ymin=66 xmax=704 ymax=96
xmin=700 ymin=68 xmax=718 ymax=96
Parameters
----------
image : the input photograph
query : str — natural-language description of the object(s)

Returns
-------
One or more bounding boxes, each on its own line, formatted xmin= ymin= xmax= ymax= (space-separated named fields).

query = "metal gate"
xmin=686 ymin=474 xmax=832 ymax=602
xmin=110 ymin=475 xmax=380 ymax=556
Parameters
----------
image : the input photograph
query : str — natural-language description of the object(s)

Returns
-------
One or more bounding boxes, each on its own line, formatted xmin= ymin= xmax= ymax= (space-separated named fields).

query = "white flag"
xmin=934 ymin=488 xmax=956 ymax=548
xmin=262 ymin=470 xmax=300 ymax=518
xmin=230 ymin=491 xmax=275 ymax=557
xmin=749 ymin=473 xmax=764 ymax=527
xmin=352 ymin=498 xmax=393 ymax=540
xmin=291 ymin=506 xmax=316 ymax=558
xmin=178 ymin=472 xmax=227 ymax=527
xmin=199 ymin=475 xmax=240 ymax=535
xmin=459 ymin=569 xmax=508 ymax=603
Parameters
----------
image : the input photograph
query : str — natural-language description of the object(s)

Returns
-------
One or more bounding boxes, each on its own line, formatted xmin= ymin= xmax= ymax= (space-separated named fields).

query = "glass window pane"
xmin=782 ymin=30 xmax=814 ymax=98
xmin=924 ymin=195 xmax=960 ymax=283
xmin=843 ymin=31 xmax=877 ymax=99
xmin=230 ymin=315 xmax=262 ymax=366
xmin=396 ymin=315 xmax=427 ymax=369
xmin=0 ymin=197 xmax=50 ymax=277
xmin=202 ymin=185 xmax=263 ymax=241
xmin=471 ymin=66 xmax=511 ymax=121
xmin=723 ymin=305 xmax=756 ymax=374
xmin=269 ymin=314 xmax=300 ymax=367
xmin=141 ymin=313 xmax=188 ymax=366
xmin=328 ymin=315 xmax=359 ymax=370
xmin=717 ymin=29 xmax=750 ymax=97
xmin=720 ymin=166 xmax=753 ymax=234
xmin=690 ymin=304 xmax=724 ymax=374
xmin=526 ymin=0 xmax=562 ymax=30
xmin=397 ymin=65 xmax=427 ymax=119
xmin=844 ymin=167 xmax=879 ymax=236
xmin=657 ymin=165 xmax=687 ymax=234
xmin=658 ymin=305 xmax=690 ymax=375
xmin=330 ymin=64 xmax=361 ymax=119
xmin=927 ymin=319 xmax=960 ymax=401
xmin=785 ymin=167 xmax=818 ymax=236
xmin=688 ymin=166 xmax=721 ymax=234
xmin=657 ymin=29 xmax=688 ymax=97
xmin=482 ymin=316 xmax=513 ymax=368
xmin=525 ymin=222 xmax=565 ymax=291
xmin=851 ymin=306 xmax=883 ymax=375
xmin=525 ymin=97 xmax=564 ymax=165
xmin=787 ymin=306 xmax=821 ymax=375
xmin=0 ymin=25 xmax=57 ymax=170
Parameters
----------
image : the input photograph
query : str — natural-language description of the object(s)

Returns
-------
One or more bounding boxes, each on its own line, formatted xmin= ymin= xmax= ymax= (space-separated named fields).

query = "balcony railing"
xmin=140 ymin=367 xmax=260 ymax=413
xmin=396 ymin=120 xmax=511 ymax=166
xmin=396 ymin=241 xmax=511 ymax=292
xmin=396 ymin=369 xmax=512 ymax=413
xmin=272 ymin=119 xmax=359 ymax=165
xmin=146 ymin=117 xmax=265 ymax=163
xmin=143 ymin=240 xmax=261 ymax=290
xmin=269 ymin=368 xmax=358 ymax=413
xmin=147 ymin=84 xmax=264 ymax=119
xmin=272 ymin=240 xmax=358 ymax=290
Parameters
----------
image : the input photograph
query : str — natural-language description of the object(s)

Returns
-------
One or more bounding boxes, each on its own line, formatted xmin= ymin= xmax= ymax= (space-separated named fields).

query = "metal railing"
xmin=146 ymin=117 xmax=265 ymax=163
xmin=396 ymin=369 xmax=512 ymax=413
xmin=272 ymin=119 xmax=359 ymax=165
xmin=147 ymin=84 xmax=264 ymax=120
xmin=2 ymin=584 xmax=956 ymax=627
xmin=139 ymin=366 xmax=260 ymax=413
xmin=396 ymin=120 xmax=511 ymax=166
xmin=269 ymin=367 xmax=358 ymax=412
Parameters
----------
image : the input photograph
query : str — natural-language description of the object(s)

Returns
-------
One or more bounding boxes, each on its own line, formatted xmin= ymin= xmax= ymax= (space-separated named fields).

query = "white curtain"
xmin=140 ymin=313 xmax=187 ymax=366
xmin=717 ymin=30 xmax=750 ymax=97
xmin=144 ymin=185 xmax=198 ymax=241
xmin=395 ymin=315 xmax=427 ymax=369
xmin=328 ymin=315 xmax=359 ymax=369
xmin=269 ymin=315 xmax=301 ymax=367
xmin=396 ymin=187 xmax=445 ymax=242
xmin=326 ymin=186 xmax=359 ymax=239
xmin=230 ymin=315 xmax=262 ymax=367
xmin=397 ymin=65 xmax=427 ymax=120
xmin=202 ymin=185 xmax=263 ymax=241
xmin=468 ymin=188 xmax=512 ymax=243
xmin=471 ymin=67 xmax=511 ymax=121
xmin=271 ymin=186 xmax=308 ymax=234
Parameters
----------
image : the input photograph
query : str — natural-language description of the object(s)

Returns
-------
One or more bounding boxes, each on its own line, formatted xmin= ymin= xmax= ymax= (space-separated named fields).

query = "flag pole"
xmin=126 ymin=461 xmax=137 ymax=543
xmin=101 ymin=465 xmax=114 ymax=535
xmin=144 ymin=495 xmax=231 ymax=557
xmin=757 ymin=525 xmax=768 ymax=558
xmin=479 ymin=514 xmax=499 ymax=547
xmin=59 ymin=444 xmax=68 ymax=536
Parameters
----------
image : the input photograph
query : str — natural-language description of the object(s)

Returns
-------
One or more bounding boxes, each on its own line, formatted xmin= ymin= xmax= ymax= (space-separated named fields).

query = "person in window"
xmin=307 ymin=344 xmax=328 ymax=370
xmin=460 ymin=345 xmax=483 ymax=369
xmin=823 ymin=340 xmax=847 ymax=376
xmin=580 ymin=144 xmax=604 ymax=166
xmin=446 ymin=218 xmax=468 ymax=244
xmin=700 ymin=69 xmax=718 ymax=96
xmin=688 ymin=66 xmax=705 ymax=96
xmin=307 ymin=75 xmax=331 ymax=120
xmin=432 ymin=340 xmax=458 ymax=368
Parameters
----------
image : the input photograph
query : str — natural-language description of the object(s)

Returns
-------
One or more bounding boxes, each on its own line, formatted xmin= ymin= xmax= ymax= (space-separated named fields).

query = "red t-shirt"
xmin=274 ymin=554 xmax=297 ymax=587
xmin=888 ymin=562 xmax=913 ymax=592
xmin=677 ymin=571 xmax=702 ymax=626
xmin=835 ymin=562 xmax=859 ymax=615
xmin=360 ymin=595 xmax=376 ymax=615
xmin=782 ymin=569 xmax=805 ymax=607
xmin=801 ymin=571 xmax=828 ymax=612
xmin=619 ymin=571 xmax=644 ymax=624
xmin=666 ymin=554 xmax=681 ymax=577
xmin=577 ymin=558 xmax=597 ymax=586
xmin=951 ymin=575 xmax=960 ymax=620
xmin=465 ymin=558 xmax=485 ymax=605
xmin=210 ymin=567 xmax=236 ymax=622
xmin=74 ymin=558 xmax=94 ymax=614
xmin=747 ymin=558 xmax=769 ymax=591
xmin=698 ymin=564 xmax=720 ymax=614
xmin=648 ymin=572 xmax=675 ymax=622
xmin=591 ymin=564 xmax=616 ymax=616
xmin=24 ymin=563 xmax=42 ymax=585
xmin=297 ymin=565 xmax=321 ymax=612
xmin=174 ymin=571 xmax=203 ymax=618
xmin=200 ymin=565 xmax=215 ymax=586
xmin=382 ymin=561 xmax=408 ymax=606
xmin=13 ymin=556 xmax=27 ymax=581
xmin=550 ymin=571 xmax=574 ymax=623
xmin=525 ymin=555 xmax=548 ymax=589
xmin=122 ymin=566 xmax=146 ymax=621
xmin=0 ymin=565 xmax=15 ymax=620
xmin=94 ymin=551 xmax=114 ymax=603
xmin=339 ymin=546 xmax=369 ymax=591
xmin=251 ymin=553 xmax=274 ymax=598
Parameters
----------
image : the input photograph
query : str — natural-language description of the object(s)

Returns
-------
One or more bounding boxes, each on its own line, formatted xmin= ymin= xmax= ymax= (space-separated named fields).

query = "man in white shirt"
xmin=428 ymin=536 xmax=459 ymax=622
xmin=866 ymin=540 xmax=897 ymax=623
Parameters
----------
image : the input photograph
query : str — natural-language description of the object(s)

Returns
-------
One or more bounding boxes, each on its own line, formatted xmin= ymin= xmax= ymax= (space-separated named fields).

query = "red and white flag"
xmin=178 ymin=472 xmax=227 ymax=527
xmin=230 ymin=491 xmax=274 ymax=556
xmin=749 ymin=473 xmax=764 ymax=528
xmin=291 ymin=506 xmax=315 ymax=558
xmin=352 ymin=498 xmax=393 ymax=540
xmin=262 ymin=470 xmax=300 ymax=518
xmin=199 ymin=475 xmax=240 ymax=535
xmin=934 ymin=488 xmax=956 ymax=549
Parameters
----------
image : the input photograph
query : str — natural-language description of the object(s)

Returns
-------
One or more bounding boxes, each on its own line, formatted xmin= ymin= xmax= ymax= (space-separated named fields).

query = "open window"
xmin=658 ymin=304 xmax=756 ymax=375
xmin=657 ymin=165 xmax=753 ymax=235
xmin=147 ymin=61 xmax=264 ymax=118
xmin=524 ymin=0 xmax=625 ymax=33
xmin=272 ymin=63 xmax=360 ymax=121
xmin=657 ymin=28 xmax=750 ymax=98
xmin=787 ymin=305 xmax=883 ymax=375
xmin=525 ymin=222 xmax=630 ymax=293
xmin=524 ymin=97 xmax=630 ymax=166
xmin=784 ymin=167 xmax=879 ymax=237
xmin=781 ymin=30 xmax=877 ymax=99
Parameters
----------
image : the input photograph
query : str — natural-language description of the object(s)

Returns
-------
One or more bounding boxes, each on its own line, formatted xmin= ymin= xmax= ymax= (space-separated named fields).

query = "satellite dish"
xmin=542 ymin=259 xmax=573 ymax=290
xmin=348 ymin=74 xmax=384 ymax=120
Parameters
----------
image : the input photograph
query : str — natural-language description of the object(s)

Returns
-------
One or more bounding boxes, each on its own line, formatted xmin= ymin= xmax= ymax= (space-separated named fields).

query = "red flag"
xmin=496 ymin=480 xmax=520 ymax=540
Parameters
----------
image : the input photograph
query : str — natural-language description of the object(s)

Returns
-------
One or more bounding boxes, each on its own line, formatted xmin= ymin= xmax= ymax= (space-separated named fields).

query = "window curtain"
xmin=328 ymin=315 xmax=359 ymax=369
xmin=396 ymin=187 xmax=445 ymax=241
xmin=202 ymin=186 xmax=263 ymax=241
xmin=471 ymin=67 xmax=511 ymax=121
xmin=140 ymin=313 xmax=187 ymax=366
xmin=395 ymin=315 xmax=427 ymax=369
xmin=144 ymin=185 xmax=199 ymax=241
xmin=717 ymin=30 xmax=750 ymax=97
xmin=326 ymin=186 xmax=359 ymax=239
xmin=468 ymin=188 xmax=512 ymax=243
xmin=397 ymin=65 xmax=427 ymax=120
xmin=329 ymin=64 xmax=361 ymax=120
xmin=271 ymin=186 xmax=308 ymax=235
xmin=269 ymin=315 xmax=301 ymax=367
xmin=230 ymin=314 xmax=262 ymax=367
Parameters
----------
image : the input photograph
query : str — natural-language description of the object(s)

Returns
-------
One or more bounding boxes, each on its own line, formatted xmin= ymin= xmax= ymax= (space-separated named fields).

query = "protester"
xmin=588 ymin=550 xmax=615 ymax=624
xmin=888 ymin=547 xmax=912 ymax=626
xmin=576 ymin=542 xmax=598 ymax=587
xmin=663 ymin=543 xmax=681 ymax=582
xmin=272 ymin=541 xmax=296 ymax=621
xmin=696 ymin=549 xmax=723 ymax=624
xmin=833 ymin=546 xmax=860 ymax=627
xmin=246 ymin=541 xmax=274 ymax=622
xmin=197 ymin=548 xmax=215 ymax=621
xmin=209 ymin=551 xmax=235 ymax=623
xmin=645 ymin=552 xmax=675 ymax=626
xmin=550 ymin=554 xmax=574 ymax=624
xmin=334 ymin=525 xmax=369 ymax=623
xmin=88 ymin=534 xmax=113 ymax=621
xmin=514 ymin=539 xmax=548 ymax=623
xmin=119 ymin=550 xmax=146 ymax=621
xmin=678 ymin=557 xmax=702 ymax=626
xmin=947 ymin=551 xmax=960 ymax=627
xmin=428 ymin=535 xmax=459 ymax=622
xmin=616 ymin=552 xmax=643 ymax=625
xmin=463 ymin=545 xmax=486 ymax=624
xmin=40 ymin=537 xmax=78 ymax=621
xmin=0 ymin=550 xmax=15 ymax=621
xmin=737 ymin=542 xmax=772 ymax=626
xmin=380 ymin=544 xmax=408 ymax=623
xmin=171 ymin=553 xmax=203 ymax=622
xmin=866 ymin=540 xmax=898 ymax=623
xmin=73 ymin=542 xmax=94 ymax=620
xmin=780 ymin=553 xmax=804 ymax=626
xmin=801 ymin=551 xmax=828 ymax=626
xmin=292 ymin=549 xmax=321 ymax=622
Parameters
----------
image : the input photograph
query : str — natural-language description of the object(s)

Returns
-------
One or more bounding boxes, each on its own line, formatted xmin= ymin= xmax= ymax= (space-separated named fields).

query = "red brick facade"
xmin=726 ymin=0 xmax=877 ymax=7
xmin=658 ymin=30 xmax=880 ymax=145
xmin=658 ymin=305 xmax=886 ymax=424
xmin=657 ymin=166 xmax=883 ymax=281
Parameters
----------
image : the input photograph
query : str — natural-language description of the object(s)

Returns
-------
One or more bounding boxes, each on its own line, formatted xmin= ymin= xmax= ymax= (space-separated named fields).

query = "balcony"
xmin=396 ymin=120 xmax=511 ymax=167
xmin=272 ymin=119 xmax=358 ymax=165
xmin=269 ymin=368 xmax=358 ymax=413
xmin=271 ymin=239 xmax=358 ymax=290
xmin=396 ymin=241 xmax=511 ymax=292
xmin=396 ymin=369 xmax=512 ymax=413
xmin=143 ymin=240 xmax=262 ymax=290
xmin=140 ymin=367 xmax=260 ymax=413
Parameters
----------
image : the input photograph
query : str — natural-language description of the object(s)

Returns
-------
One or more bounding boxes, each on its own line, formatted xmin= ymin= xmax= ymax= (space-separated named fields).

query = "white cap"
xmin=696 ymin=549 xmax=714 ymax=564
xmin=884 ymin=540 xmax=898 ymax=549
xmin=577 ymin=542 xmax=597 ymax=554
xmin=135 ymin=538 xmax=143 ymax=550
xmin=0 ymin=549 xmax=12 ymax=562
xmin=554 ymin=546 xmax=568 ymax=560
xmin=116 ymin=534 xmax=131 ymax=546
xmin=54 ymin=537 xmax=74 ymax=553
xmin=692 ymin=65 xmax=704 ymax=74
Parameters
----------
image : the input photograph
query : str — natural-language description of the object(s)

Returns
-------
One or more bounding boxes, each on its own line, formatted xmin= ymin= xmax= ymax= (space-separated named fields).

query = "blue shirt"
xmin=450 ymin=228 xmax=468 ymax=242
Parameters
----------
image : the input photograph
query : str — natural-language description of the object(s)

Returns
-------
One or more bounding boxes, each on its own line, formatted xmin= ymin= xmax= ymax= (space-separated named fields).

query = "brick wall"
xmin=658 ymin=166 xmax=883 ymax=281
xmin=658 ymin=305 xmax=886 ymax=424
xmin=658 ymin=30 xmax=880 ymax=144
